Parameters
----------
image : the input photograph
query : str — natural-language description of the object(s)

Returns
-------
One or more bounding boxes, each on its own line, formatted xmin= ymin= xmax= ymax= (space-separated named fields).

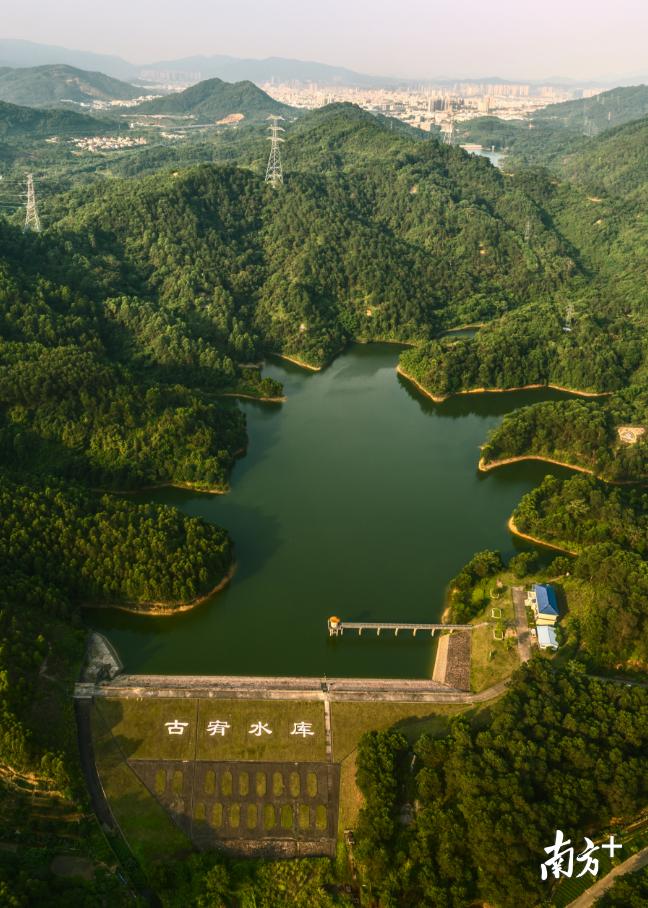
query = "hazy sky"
xmin=5 ymin=0 xmax=648 ymax=80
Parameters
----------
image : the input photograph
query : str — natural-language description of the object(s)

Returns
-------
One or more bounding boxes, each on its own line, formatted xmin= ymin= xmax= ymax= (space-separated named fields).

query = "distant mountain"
xmin=133 ymin=77 xmax=296 ymax=121
xmin=138 ymin=54 xmax=400 ymax=87
xmin=0 ymin=38 xmax=137 ymax=80
xmin=0 ymin=64 xmax=143 ymax=108
xmin=534 ymin=84 xmax=648 ymax=134
xmin=0 ymin=40 xmax=401 ymax=87
xmin=0 ymin=99 xmax=115 ymax=140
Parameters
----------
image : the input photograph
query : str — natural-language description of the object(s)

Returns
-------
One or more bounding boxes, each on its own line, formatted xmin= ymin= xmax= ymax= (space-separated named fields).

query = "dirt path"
xmin=567 ymin=844 xmax=648 ymax=907
xmin=511 ymin=586 xmax=532 ymax=663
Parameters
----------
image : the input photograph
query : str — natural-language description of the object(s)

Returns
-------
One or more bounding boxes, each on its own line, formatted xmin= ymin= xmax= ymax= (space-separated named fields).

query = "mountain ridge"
xmin=0 ymin=63 xmax=143 ymax=107
xmin=0 ymin=98 xmax=116 ymax=139
xmin=133 ymin=76 xmax=296 ymax=121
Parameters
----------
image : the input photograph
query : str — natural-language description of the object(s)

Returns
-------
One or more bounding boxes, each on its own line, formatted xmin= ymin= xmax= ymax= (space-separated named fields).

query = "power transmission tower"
xmin=24 ymin=173 xmax=41 ymax=233
xmin=443 ymin=113 xmax=458 ymax=146
xmin=265 ymin=116 xmax=284 ymax=188
xmin=524 ymin=218 xmax=532 ymax=243
xmin=563 ymin=302 xmax=575 ymax=332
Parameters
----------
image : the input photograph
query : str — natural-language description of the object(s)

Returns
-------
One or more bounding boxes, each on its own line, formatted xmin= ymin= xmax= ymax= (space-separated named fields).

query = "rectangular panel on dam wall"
xmin=129 ymin=759 xmax=340 ymax=856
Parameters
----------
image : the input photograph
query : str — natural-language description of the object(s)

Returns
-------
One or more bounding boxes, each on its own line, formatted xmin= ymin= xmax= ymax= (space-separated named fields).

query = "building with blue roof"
xmin=525 ymin=583 xmax=559 ymax=626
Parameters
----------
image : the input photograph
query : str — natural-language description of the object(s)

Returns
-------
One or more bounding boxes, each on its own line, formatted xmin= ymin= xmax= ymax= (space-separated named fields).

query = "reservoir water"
xmin=87 ymin=344 xmax=576 ymax=679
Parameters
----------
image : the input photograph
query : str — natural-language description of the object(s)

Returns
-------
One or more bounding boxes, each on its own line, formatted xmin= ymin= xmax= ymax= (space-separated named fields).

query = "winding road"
xmin=567 ymin=845 xmax=648 ymax=907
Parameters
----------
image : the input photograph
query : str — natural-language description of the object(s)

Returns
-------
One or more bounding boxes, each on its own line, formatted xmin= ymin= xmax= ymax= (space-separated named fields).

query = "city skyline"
xmin=3 ymin=0 xmax=648 ymax=82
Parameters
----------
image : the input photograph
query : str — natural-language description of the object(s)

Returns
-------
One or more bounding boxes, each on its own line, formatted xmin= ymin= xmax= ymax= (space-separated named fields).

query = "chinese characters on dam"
xmin=165 ymin=719 xmax=316 ymax=737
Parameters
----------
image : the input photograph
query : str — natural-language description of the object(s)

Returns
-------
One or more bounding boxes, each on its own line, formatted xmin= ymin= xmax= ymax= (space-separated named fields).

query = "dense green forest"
xmin=0 ymin=472 xmax=232 ymax=605
xmin=556 ymin=115 xmax=648 ymax=198
xmin=514 ymin=473 xmax=648 ymax=555
xmin=399 ymin=303 xmax=634 ymax=398
xmin=480 ymin=398 xmax=648 ymax=481
xmin=352 ymin=662 xmax=648 ymax=908
xmin=37 ymin=107 xmax=584 ymax=365
xmin=0 ymin=100 xmax=116 ymax=139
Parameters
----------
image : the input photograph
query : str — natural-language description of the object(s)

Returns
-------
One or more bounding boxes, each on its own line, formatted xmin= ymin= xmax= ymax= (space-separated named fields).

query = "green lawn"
xmin=466 ymin=570 xmax=520 ymax=691
xmin=331 ymin=701 xmax=469 ymax=763
xmin=95 ymin=697 xmax=327 ymax=763
xmin=91 ymin=706 xmax=192 ymax=871
xmin=470 ymin=623 xmax=519 ymax=691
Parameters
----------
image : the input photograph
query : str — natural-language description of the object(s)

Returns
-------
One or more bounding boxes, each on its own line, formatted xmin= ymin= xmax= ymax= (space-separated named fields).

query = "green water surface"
xmin=87 ymin=343 xmax=577 ymax=678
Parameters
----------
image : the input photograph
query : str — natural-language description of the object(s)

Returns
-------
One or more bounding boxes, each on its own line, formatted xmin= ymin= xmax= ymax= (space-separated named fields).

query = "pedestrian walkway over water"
xmin=327 ymin=617 xmax=473 ymax=637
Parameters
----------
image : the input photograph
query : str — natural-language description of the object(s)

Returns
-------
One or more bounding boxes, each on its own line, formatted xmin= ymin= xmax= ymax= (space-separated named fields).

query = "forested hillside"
xmin=39 ymin=107 xmax=583 ymax=365
xmin=456 ymin=114 xmax=583 ymax=166
xmin=397 ymin=107 xmax=648 ymax=408
xmin=556 ymin=115 xmax=648 ymax=198
xmin=0 ymin=64 xmax=142 ymax=107
xmin=400 ymin=302 xmax=634 ymax=398
xmin=351 ymin=662 xmax=647 ymax=908
xmin=480 ymin=398 xmax=648 ymax=481
xmin=0 ymin=99 xmax=116 ymax=139
xmin=133 ymin=76 xmax=295 ymax=121
xmin=535 ymin=84 xmax=648 ymax=134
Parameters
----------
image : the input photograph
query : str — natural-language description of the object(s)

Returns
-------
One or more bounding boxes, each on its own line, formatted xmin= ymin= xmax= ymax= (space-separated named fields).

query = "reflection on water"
xmin=87 ymin=344 xmax=579 ymax=678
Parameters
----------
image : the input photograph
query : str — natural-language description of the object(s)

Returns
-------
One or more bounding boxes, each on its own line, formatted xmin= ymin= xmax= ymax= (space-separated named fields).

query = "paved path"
xmin=322 ymin=686 xmax=333 ymax=762
xmin=74 ymin=700 xmax=118 ymax=831
xmin=75 ymin=673 xmax=511 ymax=704
xmin=567 ymin=844 xmax=648 ymax=907
xmin=512 ymin=586 xmax=532 ymax=663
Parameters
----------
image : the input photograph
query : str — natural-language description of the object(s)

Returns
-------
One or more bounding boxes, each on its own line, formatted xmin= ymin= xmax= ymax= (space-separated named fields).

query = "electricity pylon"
xmin=24 ymin=173 xmax=41 ymax=232
xmin=563 ymin=302 xmax=575 ymax=332
xmin=524 ymin=218 xmax=532 ymax=243
xmin=265 ymin=116 xmax=284 ymax=188
xmin=444 ymin=116 xmax=457 ymax=146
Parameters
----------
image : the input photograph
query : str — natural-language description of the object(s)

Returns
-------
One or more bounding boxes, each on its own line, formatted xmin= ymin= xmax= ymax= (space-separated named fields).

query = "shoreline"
xmin=83 ymin=562 xmax=237 ymax=616
xmin=397 ymin=368 xmax=612 ymax=404
xmin=219 ymin=391 xmax=287 ymax=403
xmin=478 ymin=453 xmax=595 ymax=476
xmin=396 ymin=365 xmax=447 ymax=402
xmin=96 ymin=480 xmax=229 ymax=496
xmin=479 ymin=454 xmax=647 ymax=486
xmin=355 ymin=337 xmax=417 ymax=348
xmin=271 ymin=352 xmax=322 ymax=372
xmin=455 ymin=382 xmax=610 ymax=398
xmin=507 ymin=516 xmax=578 ymax=556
